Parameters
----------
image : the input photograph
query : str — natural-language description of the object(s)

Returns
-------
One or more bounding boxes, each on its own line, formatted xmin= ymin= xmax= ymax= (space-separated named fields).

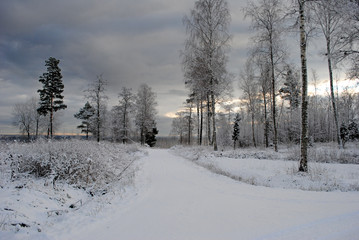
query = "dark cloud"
xmin=163 ymin=89 xmax=188 ymax=97
xmin=1 ymin=0 xmax=339 ymax=136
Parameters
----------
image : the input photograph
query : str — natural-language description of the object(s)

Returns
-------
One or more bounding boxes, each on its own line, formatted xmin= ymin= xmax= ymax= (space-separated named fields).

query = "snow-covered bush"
xmin=3 ymin=139 xmax=142 ymax=194
xmin=0 ymin=139 xmax=144 ymax=235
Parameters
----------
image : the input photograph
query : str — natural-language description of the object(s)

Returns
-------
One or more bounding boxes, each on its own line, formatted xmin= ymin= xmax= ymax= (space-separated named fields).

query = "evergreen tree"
xmin=145 ymin=126 xmax=159 ymax=147
xmin=279 ymin=66 xmax=301 ymax=110
xmin=279 ymin=65 xmax=301 ymax=142
xmin=232 ymin=113 xmax=241 ymax=149
xmin=74 ymin=102 xmax=95 ymax=139
xmin=340 ymin=123 xmax=350 ymax=148
xmin=341 ymin=121 xmax=359 ymax=148
xmin=348 ymin=121 xmax=359 ymax=140
xmin=37 ymin=57 xmax=67 ymax=138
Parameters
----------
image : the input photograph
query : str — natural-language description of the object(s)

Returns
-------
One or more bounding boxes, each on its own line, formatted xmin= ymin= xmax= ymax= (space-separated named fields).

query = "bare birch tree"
xmin=13 ymin=101 xmax=34 ymax=139
xmin=85 ymin=74 xmax=108 ymax=142
xmin=13 ymin=97 xmax=43 ymax=139
xmin=182 ymin=0 xmax=232 ymax=151
xmin=118 ymin=87 xmax=134 ymax=144
xmin=245 ymin=0 xmax=286 ymax=152
xmin=240 ymin=60 xmax=260 ymax=148
xmin=134 ymin=84 xmax=157 ymax=145
xmin=336 ymin=0 xmax=359 ymax=79
xmin=311 ymin=0 xmax=346 ymax=148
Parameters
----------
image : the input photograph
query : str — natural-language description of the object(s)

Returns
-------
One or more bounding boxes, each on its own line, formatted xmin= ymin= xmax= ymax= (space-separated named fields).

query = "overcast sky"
xmin=0 ymin=0 xmax=355 ymax=136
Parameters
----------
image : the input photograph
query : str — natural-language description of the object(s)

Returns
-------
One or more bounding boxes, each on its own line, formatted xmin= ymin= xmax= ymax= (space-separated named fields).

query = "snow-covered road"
xmin=57 ymin=149 xmax=359 ymax=240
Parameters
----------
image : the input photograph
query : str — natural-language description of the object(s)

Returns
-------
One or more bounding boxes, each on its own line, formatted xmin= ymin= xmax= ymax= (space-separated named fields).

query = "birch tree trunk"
xmin=270 ymin=42 xmax=278 ymax=152
xmin=211 ymin=91 xmax=218 ymax=151
xmin=326 ymin=35 xmax=343 ymax=148
xmin=299 ymin=0 xmax=309 ymax=172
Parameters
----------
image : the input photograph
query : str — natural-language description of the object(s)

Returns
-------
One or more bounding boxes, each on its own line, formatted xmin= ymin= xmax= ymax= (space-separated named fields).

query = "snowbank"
xmin=171 ymin=144 xmax=359 ymax=191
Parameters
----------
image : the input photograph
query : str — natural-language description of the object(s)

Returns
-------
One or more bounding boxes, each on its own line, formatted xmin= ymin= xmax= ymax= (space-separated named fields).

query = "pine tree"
xmin=341 ymin=121 xmax=359 ymax=148
xmin=340 ymin=123 xmax=350 ymax=148
xmin=232 ymin=113 xmax=241 ymax=149
xmin=279 ymin=66 xmax=300 ymax=110
xmin=145 ymin=126 xmax=159 ymax=147
xmin=74 ymin=102 xmax=95 ymax=139
xmin=348 ymin=121 xmax=359 ymax=140
xmin=279 ymin=65 xmax=301 ymax=142
xmin=37 ymin=57 xmax=67 ymax=138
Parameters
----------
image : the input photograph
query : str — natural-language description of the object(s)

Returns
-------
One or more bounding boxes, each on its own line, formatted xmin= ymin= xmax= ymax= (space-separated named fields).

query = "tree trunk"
xmin=207 ymin=94 xmax=212 ymax=145
xmin=197 ymin=97 xmax=200 ymax=145
xmin=299 ymin=0 xmax=309 ymax=172
xmin=251 ymin=111 xmax=257 ymax=148
xmin=50 ymin=97 xmax=53 ymax=139
xmin=123 ymin=108 xmax=127 ymax=144
xmin=326 ymin=37 xmax=343 ymax=148
xmin=270 ymin=38 xmax=278 ymax=152
xmin=140 ymin=125 xmax=145 ymax=145
xmin=36 ymin=118 xmax=39 ymax=139
xmin=200 ymin=99 xmax=203 ymax=145
xmin=211 ymin=91 xmax=218 ymax=151
xmin=263 ymin=91 xmax=269 ymax=148
xmin=97 ymin=96 xmax=100 ymax=142
xmin=188 ymin=104 xmax=192 ymax=145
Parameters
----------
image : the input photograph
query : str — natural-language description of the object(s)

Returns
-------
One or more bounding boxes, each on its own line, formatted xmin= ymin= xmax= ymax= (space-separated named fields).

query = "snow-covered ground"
xmin=172 ymin=145 xmax=359 ymax=191
xmin=1 ymin=144 xmax=359 ymax=239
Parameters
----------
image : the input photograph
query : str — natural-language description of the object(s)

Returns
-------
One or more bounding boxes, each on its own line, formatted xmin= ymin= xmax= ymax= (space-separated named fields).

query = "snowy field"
xmin=1 ymin=141 xmax=359 ymax=239
xmin=172 ymin=143 xmax=359 ymax=191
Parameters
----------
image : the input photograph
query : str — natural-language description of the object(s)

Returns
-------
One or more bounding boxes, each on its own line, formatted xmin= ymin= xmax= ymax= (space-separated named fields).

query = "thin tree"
xmin=31 ymin=98 xmax=43 ymax=139
xmin=310 ymin=69 xmax=319 ymax=141
xmin=335 ymin=0 xmax=359 ymax=79
xmin=245 ymin=0 xmax=286 ymax=152
xmin=118 ymin=87 xmax=134 ymax=144
xmin=253 ymin=53 xmax=271 ymax=148
xmin=134 ymin=84 xmax=158 ymax=145
xmin=240 ymin=60 xmax=259 ymax=148
xmin=171 ymin=112 xmax=187 ymax=144
xmin=85 ymin=75 xmax=108 ymax=142
xmin=13 ymin=101 xmax=34 ymax=139
xmin=311 ymin=0 xmax=345 ymax=148
xmin=37 ymin=57 xmax=67 ymax=138
xmin=185 ymin=97 xmax=194 ymax=145
xmin=183 ymin=0 xmax=232 ymax=151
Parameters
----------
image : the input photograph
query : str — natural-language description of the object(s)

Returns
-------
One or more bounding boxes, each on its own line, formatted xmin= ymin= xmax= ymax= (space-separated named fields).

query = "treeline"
xmin=171 ymin=0 xmax=358 ymax=171
xmin=12 ymin=58 xmax=159 ymax=146
xmin=172 ymin=83 xmax=359 ymax=147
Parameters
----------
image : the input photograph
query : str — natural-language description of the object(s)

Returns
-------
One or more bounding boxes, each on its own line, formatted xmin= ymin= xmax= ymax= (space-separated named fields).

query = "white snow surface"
xmin=172 ymin=146 xmax=359 ymax=191
xmin=1 ymin=148 xmax=359 ymax=239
